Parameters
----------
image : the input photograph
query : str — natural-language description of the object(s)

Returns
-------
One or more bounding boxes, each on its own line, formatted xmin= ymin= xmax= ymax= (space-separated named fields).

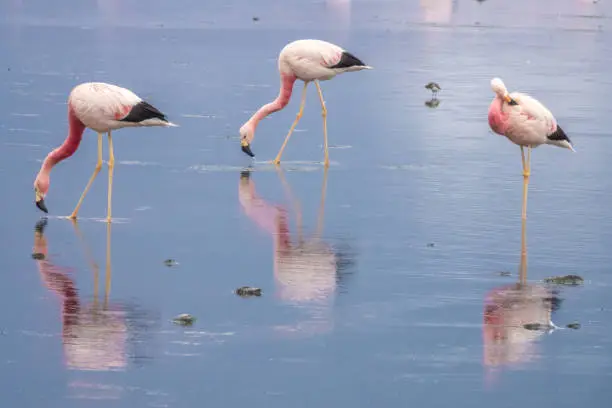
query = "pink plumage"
xmin=487 ymin=77 xmax=574 ymax=151
xmin=239 ymin=39 xmax=372 ymax=166
xmin=33 ymin=82 xmax=176 ymax=221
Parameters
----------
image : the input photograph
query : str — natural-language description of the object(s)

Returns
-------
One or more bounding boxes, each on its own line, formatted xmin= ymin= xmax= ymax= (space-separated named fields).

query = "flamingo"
xmin=33 ymin=82 xmax=176 ymax=222
xmin=239 ymin=39 xmax=372 ymax=166
xmin=487 ymin=77 xmax=575 ymax=220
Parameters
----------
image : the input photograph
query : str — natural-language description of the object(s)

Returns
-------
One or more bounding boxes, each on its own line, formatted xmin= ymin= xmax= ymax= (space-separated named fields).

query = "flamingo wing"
xmin=504 ymin=92 xmax=558 ymax=143
xmin=70 ymin=83 xmax=169 ymax=129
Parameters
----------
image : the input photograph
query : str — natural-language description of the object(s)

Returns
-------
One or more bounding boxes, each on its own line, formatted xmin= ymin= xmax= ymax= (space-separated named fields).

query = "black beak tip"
xmin=241 ymin=144 xmax=255 ymax=158
xmin=36 ymin=199 xmax=48 ymax=214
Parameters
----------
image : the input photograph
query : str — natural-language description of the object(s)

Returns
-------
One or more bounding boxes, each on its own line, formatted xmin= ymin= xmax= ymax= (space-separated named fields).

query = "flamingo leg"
xmin=69 ymin=133 xmax=103 ymax=219
xmin=273 ymin=81 xmax=308 ymax=165
xmin=106 ymin=131 xmax=115 ymax=223
xmin=520 ymin=146 xmax=531 ymax=221
xmin=315 ymin=81 xmax=329 ymax=168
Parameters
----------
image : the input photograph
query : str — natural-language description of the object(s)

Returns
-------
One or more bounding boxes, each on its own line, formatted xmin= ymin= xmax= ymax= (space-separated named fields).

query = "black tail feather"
xmin=121 ymin=101 xmax=168 ymax=124
xmin=329 ymin=51 xmax=366 ymax=69
xmin=547 ymin=125 xmax=572 ymax=143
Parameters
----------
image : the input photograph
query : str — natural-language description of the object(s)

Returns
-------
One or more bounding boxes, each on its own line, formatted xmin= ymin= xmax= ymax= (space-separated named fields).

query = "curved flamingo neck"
xmin=246 ymin=73 xmax=296 ymax=130
xmin=40 ymin=105 xmax=86 ymax=174
xmin=488 ymin=97 xmax=509 ymax=135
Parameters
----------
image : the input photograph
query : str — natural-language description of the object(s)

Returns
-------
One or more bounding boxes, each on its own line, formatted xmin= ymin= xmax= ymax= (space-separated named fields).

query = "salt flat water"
xmin=0 ymin=0 xmax=611 ymax=407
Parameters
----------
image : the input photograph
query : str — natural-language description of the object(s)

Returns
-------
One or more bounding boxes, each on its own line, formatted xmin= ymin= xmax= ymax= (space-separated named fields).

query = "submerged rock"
xmin=523 ymin=322 xmax=553 ymax=331
xmin=543 ymin=275 xmax=584 ymax=286
xmin=172 ymin=314 xmax=196 ymax=326
xmin=164 ymin=259 xmax=179 ymax=267
xmin=566 ymin=322 xmax=581 ymax=330
xmin=498 ymin=271 xmax=511 ymax=277
xmin=235 ymin=286 xmax=262 ymax=297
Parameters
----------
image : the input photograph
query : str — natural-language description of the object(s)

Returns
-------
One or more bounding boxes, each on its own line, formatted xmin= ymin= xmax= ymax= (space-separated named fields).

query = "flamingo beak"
xmin=35 ymin=189 xmax=48 ymax=213
xmin=241 ymin=139 xmax=255 ymax=158
xmin=504 ymin=94 xmax=512 ymax=103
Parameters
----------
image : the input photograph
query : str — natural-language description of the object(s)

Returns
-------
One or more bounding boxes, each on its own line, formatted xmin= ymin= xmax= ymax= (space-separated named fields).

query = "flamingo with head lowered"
xmin=33 ymin=82 xmax=176 ymax=222
xmin=239 ymin=39 xmax=372 ymax=167
xmin=488 ymin=77 xmax=575 ymax=219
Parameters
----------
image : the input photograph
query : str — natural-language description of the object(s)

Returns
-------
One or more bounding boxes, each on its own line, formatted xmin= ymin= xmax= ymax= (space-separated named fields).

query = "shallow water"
xmin=1 ymin=0 xmax=611 ymax=406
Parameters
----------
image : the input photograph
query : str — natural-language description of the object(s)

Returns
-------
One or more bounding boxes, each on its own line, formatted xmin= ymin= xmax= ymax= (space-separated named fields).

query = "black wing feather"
xmin=120 ymin=101 xmax=168 ymax=123
xmin=329 ymin=51 xmax=366 ymax=69
xmin=547 ymin=124 xmax=572 ymax=143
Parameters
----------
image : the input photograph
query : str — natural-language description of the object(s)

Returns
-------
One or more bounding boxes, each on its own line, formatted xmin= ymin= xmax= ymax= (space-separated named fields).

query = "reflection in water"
xmin=32 ymin=219 xmax=157 ymax=373
xmin=420 ymin=0 xmax=456 ymax=24
xmin=238 ymin=168 xmax=355 ymax=335
xmin=326 ymin=0 xmax=351 ymax=32
xmin=425 ymin=98 xmax=441 ymax=108
xmin=482 ymin=213 xmax=559 ymax=379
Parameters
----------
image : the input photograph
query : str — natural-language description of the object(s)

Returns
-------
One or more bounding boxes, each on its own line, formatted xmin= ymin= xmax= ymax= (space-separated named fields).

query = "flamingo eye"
xmin=508 ymin=99 xmax=518 ymax=106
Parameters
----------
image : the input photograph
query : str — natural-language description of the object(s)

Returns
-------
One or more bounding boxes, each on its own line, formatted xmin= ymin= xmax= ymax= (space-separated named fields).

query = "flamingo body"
xmin=69 ymin=82 xmax=175 ymax=132
xmin=239 ymin=39 xmax=371 ymax=163
xmin=278 ymin=39 xmax=371 ymax=82
xmin=487 ymin=78 xmax=573 ymax=151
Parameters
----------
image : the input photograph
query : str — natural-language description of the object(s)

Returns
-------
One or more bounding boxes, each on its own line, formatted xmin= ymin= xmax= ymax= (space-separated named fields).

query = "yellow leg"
xmin=273 ymin=82 xmax=309 ymax=165
xmin=315 ymin=81 xmax=329 ymax=168
xmin=69 ymin=133 xmax=103 ymax=219
xmin=106 ymin=131 xmax=115 ymax=223
xmin=520 ymin=146 xmax=531 ymax=221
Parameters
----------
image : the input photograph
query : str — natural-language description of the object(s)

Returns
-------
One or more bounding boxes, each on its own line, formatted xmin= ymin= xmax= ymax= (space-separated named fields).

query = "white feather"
xmin=68 ymin=82 xmax=172 ymax=132
xmin=279 ymin=39 xmax=370 ymax=82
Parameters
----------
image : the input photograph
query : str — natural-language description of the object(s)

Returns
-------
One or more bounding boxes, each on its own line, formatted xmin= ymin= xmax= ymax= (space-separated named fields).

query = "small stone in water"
xmin=426 ymin=242 xmax=435 ymax=247
xmin=31 ymin=253 xmax=45 ymax=260
xmin=523 ymin=323 xmax=549 ymax=331
xmin=235 ymin=286 xmax=262 ymax=297
xmin=164 ymin=259 xmax=178 ymax=267
xmin=566 ymin=322 xmax=581 ymax=330
xmin=499 ymin=271 xmax=511 ymax=277
xmin=252 ymin=16 xmax=259 ymax=21
xmin=173 ymin=314 xmax=195 ymax=326
xmin=544 ymin=275 xmax=584 ymax=286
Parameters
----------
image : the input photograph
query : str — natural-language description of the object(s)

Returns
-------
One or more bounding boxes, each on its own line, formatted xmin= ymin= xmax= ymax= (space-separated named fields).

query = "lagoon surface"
xmin=0 ymin=0 xmax=611 ymax=406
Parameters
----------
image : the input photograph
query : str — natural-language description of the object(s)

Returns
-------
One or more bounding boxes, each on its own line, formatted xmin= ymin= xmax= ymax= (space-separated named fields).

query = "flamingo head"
xmin=34 ymin=175 xmax=49 ymax=213
xmin=239 ymin=125 xmax=255 ymax=158
xmin=491 ymin=77 xmax=517 ymax=105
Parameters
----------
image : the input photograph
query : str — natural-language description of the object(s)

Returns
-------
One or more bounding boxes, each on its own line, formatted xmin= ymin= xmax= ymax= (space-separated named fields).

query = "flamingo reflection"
xmin=32 ymin=219 xmax=153 ymax=372
xmin=482 ymin=214 xmax=559 ymax=379
xmin=238 ymin=168 xmax=354 ymax=335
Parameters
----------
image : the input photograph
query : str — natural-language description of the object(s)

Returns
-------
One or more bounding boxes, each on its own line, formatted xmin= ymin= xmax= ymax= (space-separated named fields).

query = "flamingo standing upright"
xmin=33 ymin=82 xmax=176 ymax=222
xmin=239 ymin=39 xmax=372 ymax=166
xmin=487 ymin=77 xmax=575 ymax=219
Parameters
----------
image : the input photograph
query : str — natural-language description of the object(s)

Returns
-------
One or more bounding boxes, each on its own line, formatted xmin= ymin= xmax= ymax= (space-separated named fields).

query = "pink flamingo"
xmin=488 ymin=77 xmax=575 ymax=219
xmin=239 ymin=39 xmax=372 ymax=166
xmin=33 ymin=82 xmax=176 ymax=222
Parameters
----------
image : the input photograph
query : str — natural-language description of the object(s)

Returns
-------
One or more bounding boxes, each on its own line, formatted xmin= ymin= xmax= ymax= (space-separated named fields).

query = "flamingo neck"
xmin=40 ymin=105 xmax=86 ymax=175
xmin=488 ymin=97 xmax=509 ymax=135
xmin=246 ymin=73 xmax=296 ymax=130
